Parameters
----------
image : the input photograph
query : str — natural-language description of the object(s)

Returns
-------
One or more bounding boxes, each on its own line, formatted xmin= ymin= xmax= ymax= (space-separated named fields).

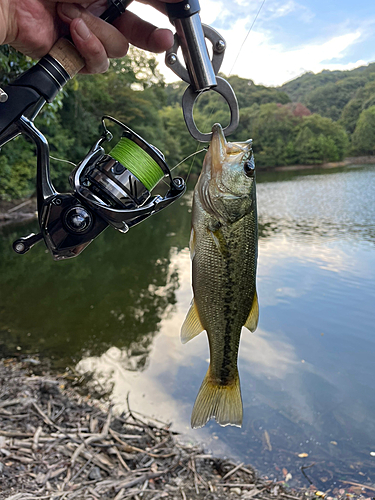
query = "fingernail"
xmin=75 ymin=19 xmax=91 ymax=41
xmin=60 ymin=3 xmax=81 ymax=20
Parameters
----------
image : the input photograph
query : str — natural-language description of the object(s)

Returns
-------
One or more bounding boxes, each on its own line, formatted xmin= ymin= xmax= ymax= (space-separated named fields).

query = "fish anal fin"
xmin=244 ymin=290 xmax=259 ymax=332
xmin=191 ymin=368 xmax=243 ymax=429
xmin=181 ymin=300 xmax=204 ymax=344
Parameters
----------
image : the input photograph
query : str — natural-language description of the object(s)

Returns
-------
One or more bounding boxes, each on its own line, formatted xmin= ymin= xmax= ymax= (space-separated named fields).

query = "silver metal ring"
xmin=182 ymin=76 xmax=239 ymax=142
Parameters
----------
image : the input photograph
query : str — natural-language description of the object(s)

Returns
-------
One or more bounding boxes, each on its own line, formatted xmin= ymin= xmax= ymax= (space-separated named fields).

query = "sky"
xmin=129 ymin=0 xmax=375 ymax=87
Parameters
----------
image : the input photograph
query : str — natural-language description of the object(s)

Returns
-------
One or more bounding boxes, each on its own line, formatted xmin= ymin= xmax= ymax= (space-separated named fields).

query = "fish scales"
xmin=181 ymin=123 xmax=259 ymax=429
xmin=193 ymin=213 xmax=257 ymax=382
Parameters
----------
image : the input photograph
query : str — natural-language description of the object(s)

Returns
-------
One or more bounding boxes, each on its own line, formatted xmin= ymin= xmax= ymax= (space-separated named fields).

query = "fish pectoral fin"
xmin=208 ymin=228 xmax=227 ymax=258
xmin=244 ymin=290 xmax=259 ymax=332
xmin=191 ymin=368 xmax=243 ymax=429
xmin=181 ymin=299 xmax=204 ymax=344
xmin=189 ymin=227 xmax=196 ymax=260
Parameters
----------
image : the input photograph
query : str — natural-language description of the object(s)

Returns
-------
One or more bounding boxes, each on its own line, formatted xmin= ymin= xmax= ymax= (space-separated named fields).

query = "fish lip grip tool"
xmin=165 ymin=0 xmax=239 ymax=142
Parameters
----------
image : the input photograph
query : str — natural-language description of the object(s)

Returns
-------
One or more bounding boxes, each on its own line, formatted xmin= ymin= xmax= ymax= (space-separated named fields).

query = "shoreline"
xmin=0 ymin=157 xmax=374 ymax=226
xmin=260 ymin=156 xmax=375 ymax=172
xmin=0 ymin=359 xmax=302 ymax=500
xmin=0 ymin=197 xmax=37 ymax=227
xmin=1 ymin=359 xmax=374 ymax=500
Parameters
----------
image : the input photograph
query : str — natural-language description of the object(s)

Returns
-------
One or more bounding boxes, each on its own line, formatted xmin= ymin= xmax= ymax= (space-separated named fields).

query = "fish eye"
xmin=243 ymin=159 xmax=255 ymax=177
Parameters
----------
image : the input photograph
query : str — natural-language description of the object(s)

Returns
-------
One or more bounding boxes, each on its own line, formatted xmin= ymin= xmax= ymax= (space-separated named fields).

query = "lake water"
xmin=1 ymin=164 xmax=375 ymax=490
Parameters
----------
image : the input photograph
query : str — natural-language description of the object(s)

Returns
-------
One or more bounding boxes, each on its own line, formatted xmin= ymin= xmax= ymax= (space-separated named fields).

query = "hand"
xmin=1 ymin=0 xmax=179 ymax=74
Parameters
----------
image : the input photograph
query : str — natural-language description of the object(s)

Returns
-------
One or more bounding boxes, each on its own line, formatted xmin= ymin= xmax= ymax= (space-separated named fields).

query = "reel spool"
xmin=13 ymin=116 xmax=186 ymax=260
xmin=79 ymin=118 xmax=169 ymax=214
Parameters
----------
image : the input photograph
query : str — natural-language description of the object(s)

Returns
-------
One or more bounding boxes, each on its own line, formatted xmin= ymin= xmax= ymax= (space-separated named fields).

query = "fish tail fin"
xmin=191 ymin=368 xmax=243 ymax=429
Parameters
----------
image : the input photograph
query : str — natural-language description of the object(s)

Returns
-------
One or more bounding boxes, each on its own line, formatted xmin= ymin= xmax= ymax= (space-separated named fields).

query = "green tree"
xmin=0 ymin=136 xmax=35 ymax=200
xmin=228 ymin=75 xmax=290 ymax=108
xmin=340 ymin=81 xmax=375 ymax=135
xmin=304 ymin=77 xmax=367 ymax=121
xmin=0 ymin=46 xmax=68 ymax=198
xmin=158 ymin=105 xmax=198 ymax=171
xmin=239 ymin=103 xmax=300 ymax=166
xmin=351 ymin=106 xmax=375 ymax=155
xmin=0 ymin=45 xmax=34 ymax=86
xmin=280 ymin=63 xmax=375 ymax=104
xmin=294 ymin=114 xmax=348 ymax=163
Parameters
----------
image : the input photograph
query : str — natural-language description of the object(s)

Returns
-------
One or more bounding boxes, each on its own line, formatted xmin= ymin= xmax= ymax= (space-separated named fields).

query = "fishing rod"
xmin=0 ymin=0 xmax=239 ymax=260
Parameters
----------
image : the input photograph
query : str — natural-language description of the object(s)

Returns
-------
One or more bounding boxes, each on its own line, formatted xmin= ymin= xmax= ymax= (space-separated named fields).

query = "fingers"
xmin=114 ymin=10 xmax=174 ymax=53
xmin=58 ymin=3 xmax=129 ymax=73
xmin=69 ymin=18 xmax=110 ymax=73
xmin=57 ymin=0 xmax=177 ymax=73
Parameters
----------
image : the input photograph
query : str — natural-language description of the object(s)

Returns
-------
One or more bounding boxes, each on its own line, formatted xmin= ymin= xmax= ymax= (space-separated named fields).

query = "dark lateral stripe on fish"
xmin=220 ymin=251 xmax=236 ymax=384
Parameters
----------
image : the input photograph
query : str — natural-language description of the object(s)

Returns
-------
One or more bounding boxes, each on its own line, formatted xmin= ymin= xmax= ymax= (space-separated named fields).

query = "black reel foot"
xmin=13 ymin=233 xmax=43 ymax=254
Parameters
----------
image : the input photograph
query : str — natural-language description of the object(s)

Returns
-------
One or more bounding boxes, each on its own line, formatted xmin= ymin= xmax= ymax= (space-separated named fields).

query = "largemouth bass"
xmin=182 ymin=123 xmax=259 ymax=429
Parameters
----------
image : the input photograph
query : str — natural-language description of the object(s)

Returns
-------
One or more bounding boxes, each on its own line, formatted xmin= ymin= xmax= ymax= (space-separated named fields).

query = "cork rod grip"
xmin=48 ymin=38 xmax=85 ymax=78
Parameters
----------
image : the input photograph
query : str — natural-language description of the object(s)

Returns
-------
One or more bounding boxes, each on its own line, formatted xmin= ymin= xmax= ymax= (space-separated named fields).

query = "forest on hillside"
xmin=1 ymin=45 xmax=375 ymax=200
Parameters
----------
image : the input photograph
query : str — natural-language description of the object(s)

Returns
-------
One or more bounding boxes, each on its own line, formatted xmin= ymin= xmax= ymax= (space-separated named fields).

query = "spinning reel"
xmin=12 ymin=116 xmax=185 ymax=260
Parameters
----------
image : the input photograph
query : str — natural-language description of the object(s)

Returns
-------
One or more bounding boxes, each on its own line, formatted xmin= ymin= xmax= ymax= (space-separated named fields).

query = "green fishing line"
xmin=109 ymin=137 xmax=164 ymax=191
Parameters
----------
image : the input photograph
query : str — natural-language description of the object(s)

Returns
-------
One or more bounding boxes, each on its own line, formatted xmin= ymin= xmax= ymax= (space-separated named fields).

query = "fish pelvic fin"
xmin=181 ymin=299 xmax=204 ymax=344
xmin=244 ymin=290 xmax=259 ymax=333
xmin=191 ymin=368 xmax=243 ymax=429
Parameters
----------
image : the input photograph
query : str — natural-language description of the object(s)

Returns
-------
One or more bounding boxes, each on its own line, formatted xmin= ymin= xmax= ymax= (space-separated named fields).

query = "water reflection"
xmin=1 ymin=165 xmax=375 ymax=488
xmin=258 ymin=164 xmax=375 ymax=244
xmin=0 ymin=198 xmax=190 ymax=366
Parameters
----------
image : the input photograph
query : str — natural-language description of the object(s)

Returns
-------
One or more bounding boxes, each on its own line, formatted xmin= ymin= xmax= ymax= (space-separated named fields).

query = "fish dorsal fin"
xmin=181 ymin=299 xmax=204 ymax=344
xmin=244 ymin=290 xmax=259 ymax=332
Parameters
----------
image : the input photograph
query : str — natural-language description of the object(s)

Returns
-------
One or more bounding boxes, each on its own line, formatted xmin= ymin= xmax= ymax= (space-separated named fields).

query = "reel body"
xmin=12 ymin=117 xmax=185 ymax=260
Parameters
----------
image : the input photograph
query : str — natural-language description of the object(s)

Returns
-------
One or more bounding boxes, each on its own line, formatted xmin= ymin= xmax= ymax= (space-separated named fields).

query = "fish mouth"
xmin=210 ymin=123 xmax=227 ymax=174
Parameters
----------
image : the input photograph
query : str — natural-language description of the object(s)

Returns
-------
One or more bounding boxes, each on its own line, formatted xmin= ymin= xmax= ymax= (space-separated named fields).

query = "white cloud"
xmin=268 ymin=0 xmax=299 ymax=19
xmin=217 ymin=20 xmax=365 ymax=85
xmin=127 ymin=1 xmax=368 ymax=87
xmin=265 ymin=0 xmax=314 ymax=22
xmin=240 ymin=328 xmax=299 ymax=379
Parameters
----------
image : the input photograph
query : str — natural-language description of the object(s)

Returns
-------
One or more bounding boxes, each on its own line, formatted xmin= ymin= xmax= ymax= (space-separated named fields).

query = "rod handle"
xmin=48 ymin=38 xmax=84 ymax=78
xmin=47 ymin=0 xmax=134 ymax=78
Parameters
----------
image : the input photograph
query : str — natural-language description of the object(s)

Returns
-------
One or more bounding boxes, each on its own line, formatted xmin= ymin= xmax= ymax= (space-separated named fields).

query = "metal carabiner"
xmin=165 ymin=20 xmax=239 ymax=142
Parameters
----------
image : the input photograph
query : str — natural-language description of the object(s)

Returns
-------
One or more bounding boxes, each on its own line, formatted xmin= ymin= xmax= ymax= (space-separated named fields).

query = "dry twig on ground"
xmin=0 ymin=360 xmax=371 ymax=500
